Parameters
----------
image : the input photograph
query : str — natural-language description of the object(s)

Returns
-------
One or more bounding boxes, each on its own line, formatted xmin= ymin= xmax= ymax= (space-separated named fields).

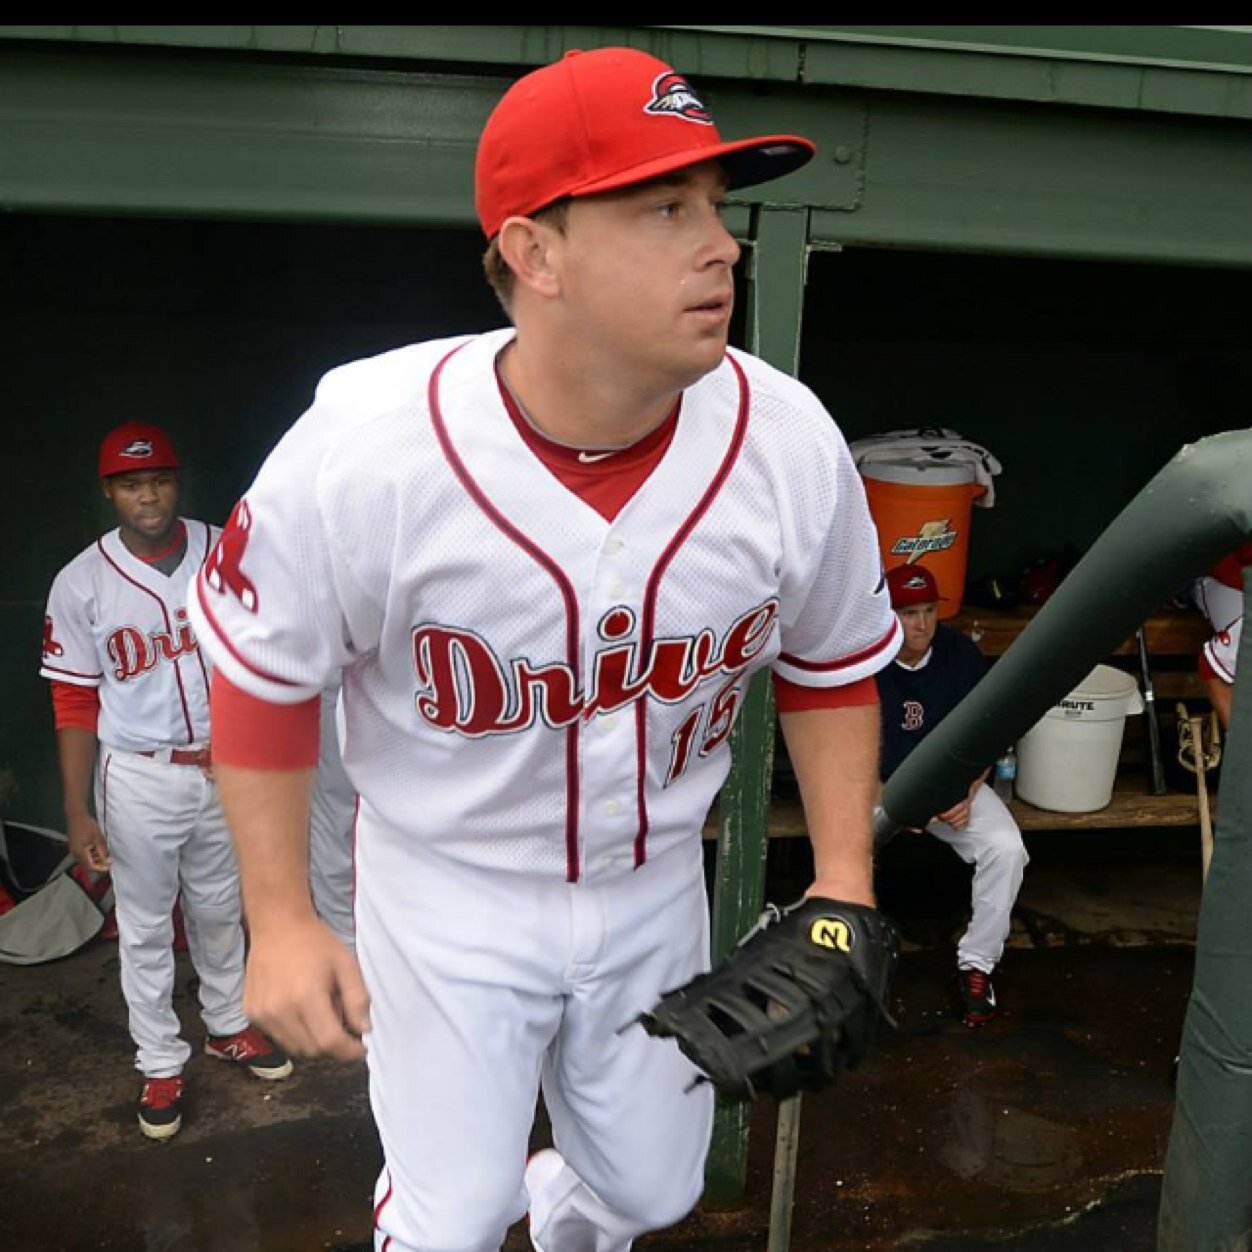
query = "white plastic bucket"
xmin=1014 ymin=664 xmax=1145 ymax=813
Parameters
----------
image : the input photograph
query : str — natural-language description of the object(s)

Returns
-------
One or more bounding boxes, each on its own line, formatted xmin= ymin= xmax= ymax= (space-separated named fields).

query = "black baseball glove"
xmin=638 ymin=896 xmax=899 ymax=1101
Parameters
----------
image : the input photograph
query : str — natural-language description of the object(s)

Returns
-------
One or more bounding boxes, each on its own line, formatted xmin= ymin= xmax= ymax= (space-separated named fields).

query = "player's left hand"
xmin=935 ymin=796 xmax=972 ymax=830
xmin=243 ymin=914 xmax=372 ymax=1062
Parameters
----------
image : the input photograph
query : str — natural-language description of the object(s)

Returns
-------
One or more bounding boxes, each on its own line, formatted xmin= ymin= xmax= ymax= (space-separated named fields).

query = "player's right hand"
xmin=66 ymin=812 xmax=111 ymax=872
xmin=242 ymin=915 xmax=372 ymax=1062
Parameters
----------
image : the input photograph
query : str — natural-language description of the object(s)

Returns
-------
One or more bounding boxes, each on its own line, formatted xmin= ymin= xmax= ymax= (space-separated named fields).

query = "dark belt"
xmin=137 ymin=747 xmax=212 ymax=768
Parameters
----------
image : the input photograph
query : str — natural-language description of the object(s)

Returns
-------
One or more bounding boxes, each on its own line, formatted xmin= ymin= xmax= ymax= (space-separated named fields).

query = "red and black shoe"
xmin=958 ymin=966 xmax=998 ymax=1027
xmin=138 ymin=1074 xmax=184 ymax=1140
xmin=204 ymin=1026 xmax=293 ymax=1080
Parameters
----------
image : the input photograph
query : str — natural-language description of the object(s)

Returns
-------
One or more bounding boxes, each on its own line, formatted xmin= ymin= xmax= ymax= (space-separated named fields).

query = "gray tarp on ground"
xmin=0 ymin=821 xmax=107 ymax=964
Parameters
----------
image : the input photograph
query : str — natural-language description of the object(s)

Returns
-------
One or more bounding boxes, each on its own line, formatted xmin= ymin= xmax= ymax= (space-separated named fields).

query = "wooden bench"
xmin=952 ymin=603 xmax=1213 ymax=831
xmin=703 ymin=603 xmax=1218 ymax=838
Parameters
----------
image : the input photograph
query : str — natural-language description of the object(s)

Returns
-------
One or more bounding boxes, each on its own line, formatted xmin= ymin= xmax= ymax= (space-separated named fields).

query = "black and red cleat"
xmin=958 ymin=966 xmax=998 ymax=1027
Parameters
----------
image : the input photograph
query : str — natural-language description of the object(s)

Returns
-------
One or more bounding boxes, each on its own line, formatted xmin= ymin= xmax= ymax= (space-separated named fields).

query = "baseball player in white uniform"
xmin=189 ymin=48 xmax=901 ymax=1251
xmin=41 ymin=422 xmax=291 ymax=1141
xmin=1194 ymin=544 xmax=1252 ymax=729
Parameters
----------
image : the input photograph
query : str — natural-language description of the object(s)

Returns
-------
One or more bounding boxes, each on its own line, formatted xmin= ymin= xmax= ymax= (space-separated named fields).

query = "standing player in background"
xmin=876 ymin=565 xmax=1029 ymax=1026
xmin=310 ymin=681 xmax=357 ymax=950
xmin=1194 ymin=543 xmax=1252 ymax=729
xmin=191 ymin=48 xmax=900 ymax=1251
xmin=41 ymin=423 xmax=291 ymax=1141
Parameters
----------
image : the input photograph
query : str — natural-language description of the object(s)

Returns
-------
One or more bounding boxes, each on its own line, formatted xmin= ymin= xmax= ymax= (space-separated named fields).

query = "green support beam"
xmin=705 ymin=206 xmax=810 ymax=1206
xmin=8 ymin=25 xmax=1252 ymax=123
xmin=6 ymin=42 xmax=1252 ymax=269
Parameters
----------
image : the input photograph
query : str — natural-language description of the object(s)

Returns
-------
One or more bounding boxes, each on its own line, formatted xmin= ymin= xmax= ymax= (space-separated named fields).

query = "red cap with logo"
xmin=475 ymin=47 xmax=815 ymax=239
xmin=886 ymin=564 xmax=947 ymax=609
xmin=98 ymin=421 xmax=180 ymax=478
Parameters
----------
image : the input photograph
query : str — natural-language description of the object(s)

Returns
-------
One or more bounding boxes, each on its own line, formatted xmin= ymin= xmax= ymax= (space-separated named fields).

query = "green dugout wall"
xmin=4 ymin=22 xmax=1252 ymax=1209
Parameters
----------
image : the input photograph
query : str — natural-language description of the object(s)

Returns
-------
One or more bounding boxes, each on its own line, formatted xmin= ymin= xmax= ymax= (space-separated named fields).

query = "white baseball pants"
xmin=927 ymin=785 xmax=1028 ymax=973
xmin=97 ymin=749 xmax=248 ymax=1077
xmin=361 ymin=826 xmax=714 ymax=1252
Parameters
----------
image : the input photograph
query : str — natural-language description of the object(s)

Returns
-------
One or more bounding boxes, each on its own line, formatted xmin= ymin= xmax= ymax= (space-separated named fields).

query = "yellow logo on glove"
xmin=810 ymin=918 xmax=853 ymax=953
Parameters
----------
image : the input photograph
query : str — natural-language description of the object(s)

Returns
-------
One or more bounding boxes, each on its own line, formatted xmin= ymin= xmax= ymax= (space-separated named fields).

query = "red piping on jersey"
xmin=429 ymin=344 xmax=584 ymax=883
xmin=191 ymin=522 xmax=215 ymax=696
xmin=633 ymin=352 xmax=751 ymax=870
xmin=97 ymin=534 xmax=197 ymax=744
xmin=194 ymin=568 xmax=304 ymax=691
xmin=779 ymin=618 xmax=902 ymax=674
xmin=373 ymin=1169 xmax=394 ymax=1248
xmin=41 ymin=662 xmax=104 ymax=681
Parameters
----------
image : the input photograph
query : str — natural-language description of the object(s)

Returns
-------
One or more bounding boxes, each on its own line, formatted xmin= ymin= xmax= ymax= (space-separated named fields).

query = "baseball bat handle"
xmin=1137 ymin=627 xmax=1168 ymax=795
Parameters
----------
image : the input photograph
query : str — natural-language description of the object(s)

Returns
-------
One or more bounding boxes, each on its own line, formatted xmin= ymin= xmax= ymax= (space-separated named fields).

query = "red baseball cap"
xmin=98 ymin=421 xmax=180 ymax=478
xmin=886 ymin=564 xmax=946 ymax=609
xmin=475 ymin=47 xmax=815 ymax=239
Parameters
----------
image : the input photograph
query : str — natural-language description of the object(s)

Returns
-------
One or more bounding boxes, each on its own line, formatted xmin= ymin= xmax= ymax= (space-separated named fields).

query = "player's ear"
xmin=495 ymin=215 xmax=562 ymax=301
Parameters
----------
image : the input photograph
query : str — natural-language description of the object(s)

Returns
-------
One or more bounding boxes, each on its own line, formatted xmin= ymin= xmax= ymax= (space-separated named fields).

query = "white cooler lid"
xmin=859 ymin=459 xmax=976 ymax=486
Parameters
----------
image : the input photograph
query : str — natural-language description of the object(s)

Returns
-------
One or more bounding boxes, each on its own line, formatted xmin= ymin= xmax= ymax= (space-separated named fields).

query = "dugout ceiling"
xmin=3 ymin=25 xmax=1252 ymax=265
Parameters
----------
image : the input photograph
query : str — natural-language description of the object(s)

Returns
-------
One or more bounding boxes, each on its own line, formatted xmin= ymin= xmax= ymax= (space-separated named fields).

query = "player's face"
xmin=103 ymin=469 xmax=180 ymax=546
xmin=896 ymin=602 xmax=938 ymax=663
xmin=555 ymin=162 xmax=740 ymax=390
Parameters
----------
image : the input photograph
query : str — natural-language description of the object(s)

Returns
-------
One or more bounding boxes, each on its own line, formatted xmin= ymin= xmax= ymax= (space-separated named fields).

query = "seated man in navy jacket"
xmin=877 ymin=564 xmax=1028 ymax=1026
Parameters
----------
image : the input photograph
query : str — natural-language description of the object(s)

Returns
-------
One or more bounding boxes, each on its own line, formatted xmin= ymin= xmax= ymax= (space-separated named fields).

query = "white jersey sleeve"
xmin=190 ymin=340 xmax=467 ymax=703
xmin=41 ymin=561 xmax=104 ymax=688
xmin=733 ymin=357 xmax=900 ymax=688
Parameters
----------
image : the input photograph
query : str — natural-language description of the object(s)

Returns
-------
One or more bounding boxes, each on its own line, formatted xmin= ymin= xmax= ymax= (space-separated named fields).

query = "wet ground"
xmin=0 ymin=825 xmax=1202 ymax=1251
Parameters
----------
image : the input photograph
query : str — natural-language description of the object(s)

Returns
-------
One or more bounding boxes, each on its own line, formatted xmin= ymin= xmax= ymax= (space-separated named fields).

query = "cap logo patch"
xmin=644 ymin=72 xmax=713 ymax=126
xmin=120 ymin=440 xmax=154 ymax=459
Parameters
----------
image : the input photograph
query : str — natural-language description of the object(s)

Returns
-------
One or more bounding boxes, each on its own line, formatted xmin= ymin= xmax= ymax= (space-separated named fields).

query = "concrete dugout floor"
xmin=0 ymin=826 xmax=1202 ymax=1251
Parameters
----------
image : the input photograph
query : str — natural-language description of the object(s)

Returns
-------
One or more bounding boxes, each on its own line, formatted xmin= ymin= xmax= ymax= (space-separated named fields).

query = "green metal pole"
xmin=1158 ymin=569 xmax=1252 ymax=1250
xmin=847 ymin=426 xmax=1252 ymax=1248
xmin=704 ymin=205 xmax=810 ymax=1206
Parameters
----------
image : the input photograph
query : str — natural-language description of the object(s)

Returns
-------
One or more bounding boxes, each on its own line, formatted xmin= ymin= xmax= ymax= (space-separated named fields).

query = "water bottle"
xmin=993 ymin=747 xmax=1017 ymax=802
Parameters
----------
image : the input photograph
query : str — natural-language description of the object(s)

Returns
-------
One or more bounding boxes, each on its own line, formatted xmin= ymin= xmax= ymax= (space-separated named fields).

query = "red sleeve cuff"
xmin=773 ymin=673 xmax=880 ymax=714
xmin=211 ymin=671 xmax=320 ymax=769
xmin=50 ymin=680 xmax=100 ymax=732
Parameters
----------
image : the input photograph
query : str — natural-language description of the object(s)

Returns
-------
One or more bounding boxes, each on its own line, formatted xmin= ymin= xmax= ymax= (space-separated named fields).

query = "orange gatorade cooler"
xmin=859 ymin=461 xmax=986 ymax=619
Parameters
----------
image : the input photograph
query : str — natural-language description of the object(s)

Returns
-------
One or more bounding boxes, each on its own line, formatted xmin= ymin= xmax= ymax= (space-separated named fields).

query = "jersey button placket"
xmin=581 ymin=530 xmax=641 ymax=878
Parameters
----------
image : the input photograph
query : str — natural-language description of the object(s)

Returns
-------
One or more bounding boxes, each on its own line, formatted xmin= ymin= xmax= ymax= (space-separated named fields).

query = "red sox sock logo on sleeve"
xmin=43 ymin=616 xmax=65 ymax=659
xmin=204 ymin=500 xmax=259 ymax=613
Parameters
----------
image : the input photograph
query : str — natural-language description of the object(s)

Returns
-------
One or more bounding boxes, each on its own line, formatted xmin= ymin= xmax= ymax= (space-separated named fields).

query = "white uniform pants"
xmin=927 ymin=785 xmax=1028 ymax=974
xmin=97 ymin=749 xmax=248 ymax=1077
xmin=360 ymin=822 xmax=714 ymax=1252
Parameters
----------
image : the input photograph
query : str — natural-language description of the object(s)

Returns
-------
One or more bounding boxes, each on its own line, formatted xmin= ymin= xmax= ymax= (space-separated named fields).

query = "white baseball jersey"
xmin=189 ymin=329 xmax=901 ymax=882
xmin=1196 ymin=574 xmax=1244 ymax=683
xmin=42 ymin=521 xmax=219 ymax=750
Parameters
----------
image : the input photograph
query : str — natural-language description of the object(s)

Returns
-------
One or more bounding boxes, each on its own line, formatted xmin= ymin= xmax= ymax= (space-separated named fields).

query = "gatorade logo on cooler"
xmin=890 ymin=519 xmax=959 ymax=562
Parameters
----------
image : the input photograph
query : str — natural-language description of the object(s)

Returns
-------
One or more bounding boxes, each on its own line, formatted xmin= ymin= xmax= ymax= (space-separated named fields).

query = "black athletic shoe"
xmin=138 ymin=1074 xmax=184 ymax=1140
xmin=958 ymin=966 xmax=998 ymax=1027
